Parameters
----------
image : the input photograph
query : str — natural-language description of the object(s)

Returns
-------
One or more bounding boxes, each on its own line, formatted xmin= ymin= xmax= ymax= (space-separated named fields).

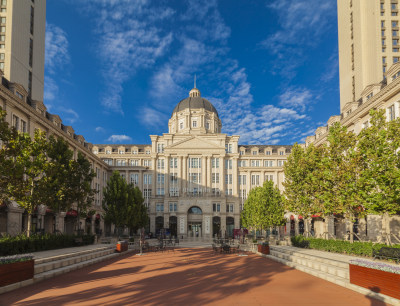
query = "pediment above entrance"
xmin=165 ymin=136 xmax=225 ymax=154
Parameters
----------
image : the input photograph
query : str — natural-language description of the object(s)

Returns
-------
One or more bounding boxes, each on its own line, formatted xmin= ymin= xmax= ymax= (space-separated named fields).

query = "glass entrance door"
xmin=188 ymin=222 xmax=202 ymax=237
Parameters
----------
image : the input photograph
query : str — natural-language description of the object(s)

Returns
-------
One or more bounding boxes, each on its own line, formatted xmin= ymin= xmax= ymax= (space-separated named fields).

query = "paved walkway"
xmin=0 ymin=248 xmax=387 ymax=306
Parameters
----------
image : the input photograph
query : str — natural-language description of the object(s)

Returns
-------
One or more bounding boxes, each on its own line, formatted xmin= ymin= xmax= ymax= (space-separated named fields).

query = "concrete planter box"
xmin=0 ymin=260 xmax=34 ymax=287
xmin=349 ymin=264 xmax=400 ymax=300
xmin=258 ymin=244 xmax=270 ymax=255
xmin=116 ymin=241 xmax=128 ymax=253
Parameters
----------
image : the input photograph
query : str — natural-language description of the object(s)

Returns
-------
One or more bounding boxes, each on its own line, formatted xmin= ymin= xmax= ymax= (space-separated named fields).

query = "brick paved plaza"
xmin=0 ymin=248 xmax=387 ymax=306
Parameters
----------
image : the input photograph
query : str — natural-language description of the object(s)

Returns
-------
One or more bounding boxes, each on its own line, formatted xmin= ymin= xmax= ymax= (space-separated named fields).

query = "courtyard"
xmin=0 ymin=248 xmax=386 ymax=306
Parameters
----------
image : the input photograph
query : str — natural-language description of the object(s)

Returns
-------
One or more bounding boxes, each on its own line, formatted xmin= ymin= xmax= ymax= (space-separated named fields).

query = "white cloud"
xmin=95 ymin=126 xmax=105 ymax=132
xmin=45 ymin=23 xmax=70 ymax=75
xmin=43 ymin=76 xmax=58 ymax=101
xmin=278 ymin=87 xmax=314 ymax=112
xmin=261 ymin=0 xmax=336 ymax=77
xmin=321 ymin=52 xmax=339 ymax=83
xmin=139 ymin=107 xmax=168 ymax=127
xmin=58 ymin=107 xmax=79 ymax=124
xmin=107 ymin=134 xmax=133 ymax=143
xmin=80 ymin=1 xmax=175 ymax=114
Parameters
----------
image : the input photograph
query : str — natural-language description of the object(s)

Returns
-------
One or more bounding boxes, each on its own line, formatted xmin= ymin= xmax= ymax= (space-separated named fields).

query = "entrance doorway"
xmin=213 ymin=216 xmax=221 ymax=237
xmin=169 ymin=216 xmax=177 ymax=237
xmin=299 ymin=219 xmax=304 ymax=235
xmin=226 ymin=217 xmax=234 ymax=238
xmin=188 ymin=206 xmax=202 ymax=237
xmin=155 ymin=216 xmax=164 ymax=236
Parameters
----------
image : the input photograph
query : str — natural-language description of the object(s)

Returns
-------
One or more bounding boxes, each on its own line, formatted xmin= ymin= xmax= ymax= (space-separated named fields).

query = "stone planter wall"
xmin=258 ymin=245 xmax=270 ymax=255
xmin=0 ymin=260 xmax=34 ymax=287
xmin=349 ymin=264 xmax=400 ymax=300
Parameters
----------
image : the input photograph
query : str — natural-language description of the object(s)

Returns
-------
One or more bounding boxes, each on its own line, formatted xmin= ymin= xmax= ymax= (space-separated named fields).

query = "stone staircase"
xmin=267 ymin=245 xmax=349 ymax=287
xmin=0 ymin=245 xmax=128 ymax=295
xmin=266 ymin=245 xmax=400 ymax=305
xmin=33 ymin=246 xmax=117 ymax=282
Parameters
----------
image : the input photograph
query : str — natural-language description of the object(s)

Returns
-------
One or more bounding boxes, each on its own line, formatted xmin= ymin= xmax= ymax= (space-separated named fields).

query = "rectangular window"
xmin=157 ymin=159 xmax=165 ymax=169
xmin=192 ymin=120 xmax=197 ymax=127
xmin=394 ymin=39 xmax=399 ymax=45
xmin=265 ymin=174 xmax=274 ymax=182
xmin=170 ymin=157 xmax=178 ymax=168
xmin=212 ymin=158 xmax=219 ymax=168
xmin=382 ymin=20 xmax=385 ymax=28
xmin=238 ymin=160 xmax=246 ymax=167
xmin=180 ymin=122 xmax=184 ymax=129
xmin=392 ymin=3 xmax=397 ymax=10
xmin=239 ymin=175 xmax=247 ymax=185
xmin=265 ymin=151 xmax=271 ymax=155
xmin=225 ymin=143 xmax=232 ymax=153
xmin=143 ymin=160 xmax=151 ymax=167
xmin=170 ymin=173 xmax=178 ymax=183
xmin=156 ymin=188 xmax=165 ymax=195
xmin=382 ymin=30 xmax=386 ymax=36
xmin=279 ymin=151 xmax=284 ymax=155
xmin=12 ymin=114 xmax=19 ymax=130
xmin=388 ymin=104 xmax=396 ymax=121
xmin=251 ymin=175 xmax=259 ymax=186
xmin=156 ymin=203 xmax=164 ymax=212
xmin=189 ymin=173 xmax=201 ymax=184
xmin=225 ymin=189 xmax=232 ymax=196
xmin=383 ymin=38 xmax=386 ymax=45
xmin=383 ymin=56 xmax=387 ymax=63
xmin=169 ymin=203 xmax=177 ymax=212
xmin=251 ymin=160 xmax=260 ymax=167
xmin=213 ymin=203 xmax=220 ymax=212
xmin=189 ymin=157 xmax=201 ymax=168
xmin=252 ymin=151 xmax=257 ymax=155
xmin=225 ymin=159 xmax=232 ymax=169
xmin=393 ymin=21 xmax=398 ymax=27
xmin=393 ymin=30 xmax=398 ymax=36
xmin=157 ymin=173 xmax=165 ymax=184
xmin=157 ymin=143 xmax=164 ymax=153
xmin=212 ymin=173 xmax=219 ymax=184
xmin=130 ymin=173 xmax=138 ymax=185
xmin=225 ymin=174 xmax=232 ymax=185
xmin=143 ymin=189 xmax=152 ymax=197
xmin=144 ymin=174 xmax=152 ymax=185
xmin=394 ymin=57 xmax=399 ymax=63
xmin=226 ymin=204 xmax=234 ymax=213
xmin=212 ymin=188 xmax=220 ymax=196
xmin=278 ymin=160 xmax=285 ymax=167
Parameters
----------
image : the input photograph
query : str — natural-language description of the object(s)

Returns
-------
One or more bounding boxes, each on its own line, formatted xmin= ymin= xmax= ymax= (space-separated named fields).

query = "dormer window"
xmin=252 ymin=151 xmax=257 ymax=155
xmin=119 ymin=150 xmax=124 ymax=154
xmin=279 ymin=151 xmax=284 ymax=156
xmin=366 ymin=93 xmax=373 ymax=100
xmin=266 ymin=151 xmax=271 ymax=155
xmin=16 ymin=91 xmax=23 ymax=99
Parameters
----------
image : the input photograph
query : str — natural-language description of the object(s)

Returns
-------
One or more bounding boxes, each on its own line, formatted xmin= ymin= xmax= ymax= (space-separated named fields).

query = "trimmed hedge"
xmin=291 ymin=235 xmax=400 ymax=257
xmin=0 ymin=233 xmax=95 ymax=256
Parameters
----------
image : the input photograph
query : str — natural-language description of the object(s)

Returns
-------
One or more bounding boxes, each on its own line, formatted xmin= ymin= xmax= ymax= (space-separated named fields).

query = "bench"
xmin=74 ymin=237 xmax=83 ymax=246
xmin=373 ymin=247 xmax=400 ymax=263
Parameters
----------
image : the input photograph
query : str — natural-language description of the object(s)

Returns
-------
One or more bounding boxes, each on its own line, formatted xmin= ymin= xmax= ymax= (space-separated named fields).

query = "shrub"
xmin=0 ymin=233 xmax=96 ymax=256
xmin=290 ymin=235 xmax=400 ymax=257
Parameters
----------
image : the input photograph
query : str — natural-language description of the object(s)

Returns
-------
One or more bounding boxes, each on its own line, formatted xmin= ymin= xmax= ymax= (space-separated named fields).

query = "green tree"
xmin=357 ymin=110 xmax=400 ymax=244
xmin=0 ymin=129 xmax=50 ymax=236
xmin=321 ymin=123 xmax=362 ymax=242
xmin=241 ymin=180 xmax=285 ymax=235
xmin=70 ymin=152 xmax=96 ymax=232
xmin=102 ymin=171 xmax=129 ymax=236
xmin=45 ymin=136 xmax=76 ymax=214
xmin=126 ymin=184 xmax=148 ymax=234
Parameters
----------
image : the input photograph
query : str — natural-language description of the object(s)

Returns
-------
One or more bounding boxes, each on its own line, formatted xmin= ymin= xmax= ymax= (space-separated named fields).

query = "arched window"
xmin=188 ymin=206 xmax=202 ymax=214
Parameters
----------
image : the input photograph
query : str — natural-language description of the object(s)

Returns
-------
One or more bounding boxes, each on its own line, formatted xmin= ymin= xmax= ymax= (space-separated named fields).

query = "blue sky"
xmin=44 ymin=0 xmax=339 ymax=145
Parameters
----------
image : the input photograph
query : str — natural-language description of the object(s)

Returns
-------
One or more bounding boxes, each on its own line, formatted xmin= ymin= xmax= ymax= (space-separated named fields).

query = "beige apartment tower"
xmin=0 ymin=0 xmax=46 ymax=101
xmin=337 ymin=0 xmax=400 ymax=111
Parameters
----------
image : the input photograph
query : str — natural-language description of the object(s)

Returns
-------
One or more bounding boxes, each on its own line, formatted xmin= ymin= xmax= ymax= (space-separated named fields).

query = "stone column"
xmin=201 ymin=156 xmax=206 ymax=193
xmin=326 ymin=216 xmax=335 ymax=238
xmin=165 ymin=155 xmax=170 ymax=196
xmin=55 ymin=212 xmax=66 ymax=233
xmin=219 ymin=156 xmax=224 ymax=194
xmin=7 ymin=202 xmax=24 ymax=236
xmin=232 ymin=157 xmax=238 ymax=196
xmin=206 ymin=156 xmax=211 ymax=192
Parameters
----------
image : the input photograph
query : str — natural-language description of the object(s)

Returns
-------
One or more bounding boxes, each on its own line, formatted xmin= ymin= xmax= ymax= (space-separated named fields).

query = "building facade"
xmin=93 ymin=87 xmax=290 ymax=239
xmin=1 ymin=0 xmax=45 ymax=101
xmin=304 ymin=62 xmax=400 ymax=242
xmin=338 ymin=0 xmax=400 ymax=111
xmin=0 ymin=71 xmax=108 ymax=237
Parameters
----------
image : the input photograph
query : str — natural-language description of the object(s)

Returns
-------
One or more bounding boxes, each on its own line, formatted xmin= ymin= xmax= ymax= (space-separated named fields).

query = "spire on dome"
xmin=189 ymin=75 xmax=201 ymax=97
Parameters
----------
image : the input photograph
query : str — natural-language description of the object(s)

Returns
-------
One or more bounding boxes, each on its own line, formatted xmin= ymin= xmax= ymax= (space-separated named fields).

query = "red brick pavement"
xmin=0 ymin=248 xmax=388 ymax=306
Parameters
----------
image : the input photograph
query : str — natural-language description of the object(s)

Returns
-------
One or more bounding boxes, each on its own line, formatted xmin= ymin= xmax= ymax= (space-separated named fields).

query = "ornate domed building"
xmin=93 ymin=87 xmax=291 ymax=238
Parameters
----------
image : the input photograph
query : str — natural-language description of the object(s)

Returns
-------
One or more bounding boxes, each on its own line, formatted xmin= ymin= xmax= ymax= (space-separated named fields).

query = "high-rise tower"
xmin=0 ymin=0 xmax=46 ymax=101
xmin=337 ymin=0 xmax=400 ymax=111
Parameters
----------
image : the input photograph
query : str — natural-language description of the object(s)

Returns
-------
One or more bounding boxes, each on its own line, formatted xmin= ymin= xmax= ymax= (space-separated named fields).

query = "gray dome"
xmin=172 ymin=97 xmax=219 ymax=118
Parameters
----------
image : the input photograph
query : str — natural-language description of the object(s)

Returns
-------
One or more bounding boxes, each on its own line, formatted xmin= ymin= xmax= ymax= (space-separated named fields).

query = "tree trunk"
xmin=27 ymin=213 xmax=32 ymax=237
xmin=383 ymin=212 xmax=391 ymax=245
xmin=349 ymin=214 xmax=354 ymax=243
